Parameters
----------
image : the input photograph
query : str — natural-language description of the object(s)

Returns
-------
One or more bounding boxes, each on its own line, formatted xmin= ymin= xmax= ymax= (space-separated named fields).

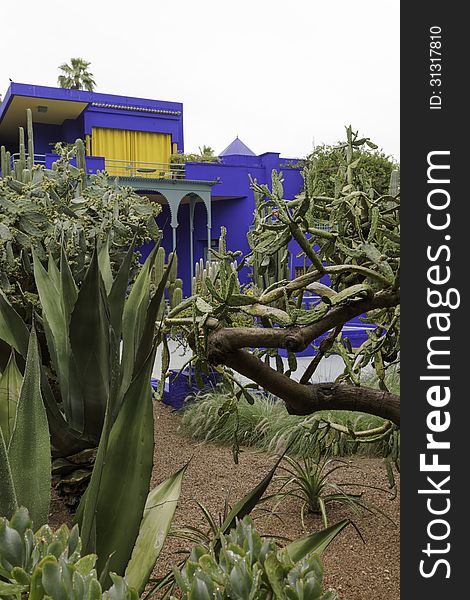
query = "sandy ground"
xmin=49 ymin=401 xmax=400 ymax=600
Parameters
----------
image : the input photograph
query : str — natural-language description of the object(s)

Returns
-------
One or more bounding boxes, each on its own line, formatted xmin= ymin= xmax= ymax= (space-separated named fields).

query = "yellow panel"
xmin=0 ymin=95 xmax=88 ymax=141
xmin=92 ymin=128 xmax=171 ymax=178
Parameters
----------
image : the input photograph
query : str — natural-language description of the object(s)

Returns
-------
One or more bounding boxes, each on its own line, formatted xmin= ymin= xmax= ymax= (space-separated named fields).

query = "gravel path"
xmin=49 ymin=400 xmax=400 ymax=599
xmin=151 ymin=402 xmax=400 ymax=600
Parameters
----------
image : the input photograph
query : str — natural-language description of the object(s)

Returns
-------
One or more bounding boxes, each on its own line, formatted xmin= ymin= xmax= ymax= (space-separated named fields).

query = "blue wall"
xmin=0 ymin=83 xmax=184 ymax=153
xmin=0 ymin=82 xmax=307 ymax=294
xmin=186 ymin=155 xmax=305 ymax=289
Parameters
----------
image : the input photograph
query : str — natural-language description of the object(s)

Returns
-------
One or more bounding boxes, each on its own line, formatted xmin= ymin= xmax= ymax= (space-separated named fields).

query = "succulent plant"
xmin=0 ymin=507 xmax=138 ymax=599
xmin=172 ymin=516 xmax=341 ymax=600
xmin=0 ymin=241 xmax=185 ymax=591
xmin=0 ymin=328 xmax=51 ymax=529
xmin=0 ymin=121 xmax=161 ymax=328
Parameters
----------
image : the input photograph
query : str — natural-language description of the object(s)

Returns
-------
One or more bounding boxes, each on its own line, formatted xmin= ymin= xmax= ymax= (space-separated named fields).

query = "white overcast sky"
xmin=1 ymin=0 xmax=399 ymax=159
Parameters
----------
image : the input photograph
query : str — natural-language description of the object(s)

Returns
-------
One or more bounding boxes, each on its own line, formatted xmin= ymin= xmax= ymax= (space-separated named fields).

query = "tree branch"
xmin=222 ymin=349 xmax=400 ymax=426
xmin=299 ymin=324 xmax=342 ymax=385
xmin=207 ymin=289 xmax=399 ymax=360
xmin=259 ymin=265 xmax=392 ymax=304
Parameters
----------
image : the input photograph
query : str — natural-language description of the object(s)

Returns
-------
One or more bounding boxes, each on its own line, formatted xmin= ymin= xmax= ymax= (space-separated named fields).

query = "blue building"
xmin=0 ymin=83 xmax=305 ymax=295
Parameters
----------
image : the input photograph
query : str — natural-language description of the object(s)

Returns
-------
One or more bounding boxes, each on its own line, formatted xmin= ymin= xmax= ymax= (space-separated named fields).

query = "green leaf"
xmin=189 ymin=576 xmax=212 ymax=600
xmin=41 ymin=557 xmax=69 ymax=600
xmin=120 ymin=245 xmax=158 ymax=397
xmin=365 ymin=140 xmax=379 ymax=150
xmin=39 ymin=371 xmax=90 ymax=458
xmin=98 ymin=238 xmax=114 ymax=295
xmin=69 ymin=248 xmax=109 ymax=442
xmin=75 ymin=554 xmax=97 ymax=575
xmin=285 ymin=519 xmax=350 ymax=563
xmin=0 ymin=427 xmax=17 ymax=519
xmin=359 ymin=243 xmax=394 ymax=283
xmin=75 ymin=331 xmax=121 ymax=551
xmin=104 ymin=572 xmax=139 ymax=600
xmin=8 ymin=327 xmax=51 ymax=528
xmin=108 ymin=241 xmax=135 ymax=340
xmin=133 ymin=251 xmax=174 ymax=375
xmin=219 ymin=454 xmax=284 ymax=538
xmin=0 ymin=291 xmax=29 ymax=357
xmin=0 ymin=580 xmax=27 ymax=595
xmin=125 ymin=465 xmax=186 ymax=595
xmin=32 ymin=249 xmax=80 ymax=431
xmin=78 ymin=351 xmax=156 ymax=583
xmin=0 ymin=351 xmax=23 ymax=443
xmin=198 ymin=555 xmax=225 ymax=586
xmin=59 ymin=246 xmax=78 ymax=318
xmin=229 ymin=562 xmax=252 ymax=600
xmin=0 ymin=224 xmax=12 ymax=241
xmin=0 ymin=519 xmax=23 ymax=569
xmin=29 ymin=559 xmax=46 ymax=599
xmin=264 ymin=553 xmax=287 ymax=599
xmin=8 ymin=507 xmax=31 ymax=538
xmin=11 ymin=565 xmax=31 ymax=585
xmin=330 ymin=284 xmax=371 ymax=306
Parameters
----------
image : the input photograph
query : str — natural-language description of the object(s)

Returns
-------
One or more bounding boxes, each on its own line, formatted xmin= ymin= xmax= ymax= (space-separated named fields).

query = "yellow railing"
xmin=104 ymin=158 xmax=185 ymax=179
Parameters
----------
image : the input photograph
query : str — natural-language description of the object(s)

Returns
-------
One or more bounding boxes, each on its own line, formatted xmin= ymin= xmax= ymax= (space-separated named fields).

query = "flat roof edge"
xmin=3 ymin=82 xmax=183 ymax=113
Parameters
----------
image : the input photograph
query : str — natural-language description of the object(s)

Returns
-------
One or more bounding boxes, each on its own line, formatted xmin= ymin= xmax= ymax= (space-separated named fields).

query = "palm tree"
xmin=198 ymin=146 xmax=219 ymax=163
xmin=198 ymin=145 xmax=216 ymax=158
xmin=57 ymin=58 xmax=96 ymax=91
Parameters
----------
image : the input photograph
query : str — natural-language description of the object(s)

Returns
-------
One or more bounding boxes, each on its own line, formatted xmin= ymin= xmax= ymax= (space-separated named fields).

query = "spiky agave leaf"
xmin=0 ymin=427 xmax=17 ymax=519
xmin=0 ymin=351 xmax=22 ymax=444
xmin=125 ymin=465 xmax=187 ymax=595
xmin=7 ymin=327 xmax=51 ymax=528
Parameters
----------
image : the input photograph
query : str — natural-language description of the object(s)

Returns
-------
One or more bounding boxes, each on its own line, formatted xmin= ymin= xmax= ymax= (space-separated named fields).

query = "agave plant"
xmin=0 ymin=235 xmax=177 ymax=502
xmin=145 ymin=453 xmax=286 ymax=598
xmin=0 ymin=328 xmax=50 ymax=528
xmin=0 ymin=319 xmax=186 ymax=595
xmin=0 ymin=239 xmax=189 ymax=590
xmin=172 ymin=516 xmax=346 ymax=600
xmin=272 ymin=453 xmax=394 ymax=529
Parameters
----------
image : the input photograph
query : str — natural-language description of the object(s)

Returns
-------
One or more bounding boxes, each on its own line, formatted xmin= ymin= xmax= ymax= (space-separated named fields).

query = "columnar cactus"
xmin=75 ymin=137 xmax=87 ymax=190
xmin=26 ymin=108 xmax=34 ymax=171
xmin=166 ymin=251 xmax=182 ymax=310
xmin=388 ymin=169 xmax=400 ymax=197
xmin=154 ymin=246 xmax=166 ymax=284
xmin=170 ymin=278 xmax=183 ymax=309
xmin=14 ymin=127 xmax=26 ymax=180
xmin=0 ymin=145 xmax=10 ymax=176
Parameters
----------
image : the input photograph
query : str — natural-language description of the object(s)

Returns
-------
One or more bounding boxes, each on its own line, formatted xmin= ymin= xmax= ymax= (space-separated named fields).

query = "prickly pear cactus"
xmin=0 ymin=116 xmax=161 ymax=322
xmin=165 ymin=127 xmax=400 ymax=469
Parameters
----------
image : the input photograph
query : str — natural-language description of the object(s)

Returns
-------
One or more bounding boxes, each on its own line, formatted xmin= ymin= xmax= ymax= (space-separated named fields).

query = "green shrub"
xmin=172 ymin=516 xmax=342 ymax=600
xmin=0 ymin=507 xmax=137 ymax=599
xmin=306 ymin=142 xmax=398 ymax=198
xmin=0 ymin=131 xmax=161 ymax=330
xmin=169 ymin=145 xmax=220 ymax=165
xmin=181 ymin=389 xmax=393 ymax=459
xmin=272 ymin=454 xmax=394 ymax=529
